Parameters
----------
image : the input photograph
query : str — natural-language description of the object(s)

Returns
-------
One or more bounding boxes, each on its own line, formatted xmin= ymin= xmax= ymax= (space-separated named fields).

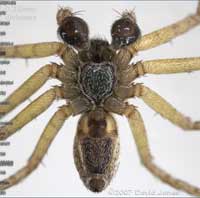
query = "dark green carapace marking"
xmin=80 ymin=63 xmax=115 ymax=105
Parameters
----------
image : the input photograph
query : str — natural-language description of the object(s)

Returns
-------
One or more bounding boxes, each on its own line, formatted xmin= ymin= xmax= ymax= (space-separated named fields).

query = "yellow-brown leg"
xmin=127 ymin=1 xmax=200 ymax=56
xmin=124 ymin=105 xmax=200 ymax=196
xmin=119 ymin=57 xmax=200 ymax=83
xmin=0 ymin=86 xmax=64 ymax=140
xmin=133 ymin=84 xmax=200 ymax=130
xmin=136 ymin=57 xmax=200 ymax=75
xmin=0 ymin=105 xmax=72 ymax=190
xmin=0 ymin=63 xmax=62 ymax=117
xmin=0 ymin=42 xmax=65 ymax=58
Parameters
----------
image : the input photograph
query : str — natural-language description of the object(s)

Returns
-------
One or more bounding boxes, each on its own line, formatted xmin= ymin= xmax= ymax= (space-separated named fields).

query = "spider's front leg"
xmin=0 ymin=42 xmax=65 ymax=58
xmin=0 ymin=105 xmax=72 ymax=190
xmin=0 ymin=43 xmax=78 ymax=117
xmin=124 ymin=105 xmax=200 ymax=196
xmin=0 ymin=86 xmax=64 ymax=140
xmin=127 ymin=1 xmax=200 ymax=56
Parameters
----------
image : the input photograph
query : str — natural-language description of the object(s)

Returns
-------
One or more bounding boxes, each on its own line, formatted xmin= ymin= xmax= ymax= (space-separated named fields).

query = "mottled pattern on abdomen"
xmin=81 ymin=137 xmax=113 ymax=174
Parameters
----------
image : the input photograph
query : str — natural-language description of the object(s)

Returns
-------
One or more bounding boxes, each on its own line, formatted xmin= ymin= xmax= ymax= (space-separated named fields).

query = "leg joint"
xmin=132 ymin=83 xmax=144 ymax=97
xmin=134 ymin=61 xmax=146 ymax=77
xmin=56 ymin=105 xmax=73 ymax=119
xmin=118 ymin=62 xmax=146 ymax=85
xmin=52 ymin=86 xmax=65 ymax=99
xmin=124 ymin=105 xmax=136 ymax=118
xmin=41 ymin=63 xmax=62 ymax=79
xmin=126 ymin=44 xmax=138 ymax=57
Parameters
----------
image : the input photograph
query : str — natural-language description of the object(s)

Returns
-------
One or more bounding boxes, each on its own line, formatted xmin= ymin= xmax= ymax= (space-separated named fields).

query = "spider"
xmin=0 ymin=1 xmax=200 ymax=196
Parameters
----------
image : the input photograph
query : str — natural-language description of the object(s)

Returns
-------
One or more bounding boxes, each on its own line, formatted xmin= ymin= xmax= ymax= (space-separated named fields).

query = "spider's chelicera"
xmin=1 ymin=3 xmax=200 ymax=196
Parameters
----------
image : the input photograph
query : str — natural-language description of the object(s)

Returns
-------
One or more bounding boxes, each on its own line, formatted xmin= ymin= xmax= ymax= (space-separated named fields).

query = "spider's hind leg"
xmin=0 ymin=105 xmax=72 ymax=190
xmin=124 ymin=105 xmax=200 ymax=196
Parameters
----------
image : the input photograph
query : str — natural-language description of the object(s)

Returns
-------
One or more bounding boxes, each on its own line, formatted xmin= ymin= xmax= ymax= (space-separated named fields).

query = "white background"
xmin=1 ymin=1 xmax=200 ymax=197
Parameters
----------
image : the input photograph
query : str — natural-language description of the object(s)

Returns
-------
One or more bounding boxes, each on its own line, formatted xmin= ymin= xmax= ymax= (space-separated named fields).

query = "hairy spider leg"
xmin=114 ymin=1 xmax=200 ymax=63
xmin=0 ymin=86 xmax=64 ymax=140
xmin=114 ymin=58 xmax=200 ymax=131
xmin=0 ymin=105 xmax=72 ymax=190
xmin=118 ymin=57 xmax=200 ymax=85
xmin=0 ymin=64 xmax=62 ymax=117
xmin=124 ymin=105 xmax=200 ymax=196
xmin=0 ymin=42 xmax=65 ymax=58
xmin=133 ymin=84 xmax=200 ymax=130
xmin=129 ymin=1 xmax=200 ymax=54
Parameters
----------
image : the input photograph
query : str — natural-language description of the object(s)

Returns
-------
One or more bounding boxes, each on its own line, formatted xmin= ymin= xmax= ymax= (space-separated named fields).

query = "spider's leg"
xmin=0 ymin=63 xmax=62 ymax=117
xmin=134 ymin=57 xmax=200 ymax=76
xmin=0 ymin=42 xmax=65 ymax=58
xmin=0 ymin=86 xmax=64 ymax=140
xmin=132 ymin=84 xmax=200 ymax=130
xmin=124 ymin=105 xmax=200 ymax=196
xmin=127 ymin=1 xmax=200 ymax=56
xmin=119 ymin=57 xmax=200 ymax=84
xmin=0 ymin=105 xmax=72 ymax=190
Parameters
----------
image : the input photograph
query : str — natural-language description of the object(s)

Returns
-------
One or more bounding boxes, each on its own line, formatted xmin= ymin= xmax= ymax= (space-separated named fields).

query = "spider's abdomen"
xmin=79 ymin=62 xmax=116 ymax=105
xmin=73 ymin=109 xmax=119 ymax=192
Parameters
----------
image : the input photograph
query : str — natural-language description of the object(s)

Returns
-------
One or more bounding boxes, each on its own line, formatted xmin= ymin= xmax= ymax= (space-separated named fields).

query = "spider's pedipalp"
xmin=0 ymin=42 xmax=65 ymax=59
xmin=56 ymin=7 xmax=73 ymax=26
xmin=0 ymin=86 xmax=64 ymax=140
xmin=0 ymin=63 xmax=63 ymax=118
xmin=0 ymin=105 xmax=72 ymax=190
xmin=127 ymin=1 xmax=200 ymax=56
xmin=111 ymin=9 xmax=141 ymax=50
xmin=57 ymin=7 xmax=89 ymax=50
xmin=124 ymin=105 xmax=200 ymax=196
xmin=133 ymin=84 xmax=200 ymax=130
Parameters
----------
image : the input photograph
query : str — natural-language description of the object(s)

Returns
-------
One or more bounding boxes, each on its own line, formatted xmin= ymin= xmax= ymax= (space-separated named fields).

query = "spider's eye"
xmin=58 ymin=16 xmax=89 ymax=49
xmin=111 ymin=17 xmax=141 ymax=49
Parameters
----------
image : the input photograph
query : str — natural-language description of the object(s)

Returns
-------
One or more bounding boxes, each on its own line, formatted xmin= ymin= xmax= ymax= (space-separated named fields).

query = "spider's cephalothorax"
xmin=1 ymin=2 xmax=200 ymax=196
xmin=57 ymin=8 xmax=140 ymax=115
